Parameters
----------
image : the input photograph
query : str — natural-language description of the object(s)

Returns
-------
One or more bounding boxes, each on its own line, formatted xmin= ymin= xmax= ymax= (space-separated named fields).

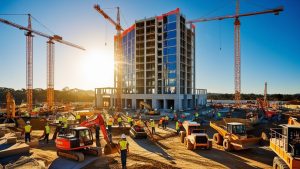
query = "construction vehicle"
xmin=139 ymin=101 xmax=160 ymax=115
xmin=129 ymin=125 xmax=147 ymax=139
xmin=210 ymin=120 xmax=261 ymax=151
xmin=257 ymin=98 xmax=277 ymax=118
xmin=269 ymin=118 xmax=300 ymax=169
xmin=180 ymin=121 xmax=212 ymax=150
xmin=55 ymin=114 xmax=117 ymax=161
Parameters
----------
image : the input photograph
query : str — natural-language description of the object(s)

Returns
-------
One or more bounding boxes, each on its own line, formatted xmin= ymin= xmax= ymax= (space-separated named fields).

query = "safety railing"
xmin=270 ymin=128 xmax=287 ymax=152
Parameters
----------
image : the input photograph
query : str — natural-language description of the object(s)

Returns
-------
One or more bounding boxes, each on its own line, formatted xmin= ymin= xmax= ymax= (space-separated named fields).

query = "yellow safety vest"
xmin=175 ymin=122 xmax=179 ymax=130
xmin=127 ymin=117 xmax=132 ymax=123
xmin=62 ymin=117 xmax=67 ymax=123
xmin=118 ymin=117 xmax=122 ymax=123
xmin=45 ymin=125 xmax=50 ymax=134
xmin=58 ymin=117 xmax=62 ymax=122
xmin=76 ymin=114 xmax=80 ymax=120
xmin=25 ymin=125 xmax=31 ymax=133
xmin=119 ymin=140 xmax=128 ymax=150
xmin=150 ymin=121 xmax=155 ymax=127
xmin=165 ymin=116 xmax=169 ymax=120
xmin=64 ymin=123 xmax=68 ymax=128
xmin=107 ymin=118 xmax=113 ymax=126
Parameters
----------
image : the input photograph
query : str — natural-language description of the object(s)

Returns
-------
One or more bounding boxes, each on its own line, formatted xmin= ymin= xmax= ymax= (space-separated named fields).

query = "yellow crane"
xmin=94 ymin=4 xmax=124 ymax=112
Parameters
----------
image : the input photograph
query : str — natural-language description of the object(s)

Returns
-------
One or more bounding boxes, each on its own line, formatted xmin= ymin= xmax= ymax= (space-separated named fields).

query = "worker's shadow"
xmin=133 ymin=139 xmax=176 ymax=164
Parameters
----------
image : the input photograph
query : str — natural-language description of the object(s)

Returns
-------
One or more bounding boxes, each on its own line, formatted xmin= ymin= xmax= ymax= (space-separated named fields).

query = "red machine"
xmin=55 ymin=114 xmax=116 ymax=161
xmin=257 ymin=98 xmax=276 ymax=118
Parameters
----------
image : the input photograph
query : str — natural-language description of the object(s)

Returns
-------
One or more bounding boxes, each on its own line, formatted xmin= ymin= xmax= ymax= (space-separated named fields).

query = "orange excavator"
xmin=256 ymin=98 xmax=276 ymax=118
xmin=55 ymin=114 xmax=117 ymax=161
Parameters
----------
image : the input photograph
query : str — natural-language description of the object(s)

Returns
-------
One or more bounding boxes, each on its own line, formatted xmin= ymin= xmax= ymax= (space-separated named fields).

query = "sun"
xmin=80 ymin=49 xmax=114 ymax=89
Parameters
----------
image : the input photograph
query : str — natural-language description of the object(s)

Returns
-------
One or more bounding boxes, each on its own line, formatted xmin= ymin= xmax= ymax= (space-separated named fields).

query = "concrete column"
xmin=163 ymin=99 xmax=167 ymax=109
xmin=132 ymin=99 xmax=136 ymax=109
xmin=152 ymin=99 xmax=156 ymax=109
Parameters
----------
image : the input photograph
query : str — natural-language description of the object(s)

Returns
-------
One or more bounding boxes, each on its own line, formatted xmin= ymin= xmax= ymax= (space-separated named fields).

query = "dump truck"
xmin=269 ymin=117 xmax=300 ymax=169
xmin=180 ymin=121 xmax=212 ymax=150
xmin=210 ymin=120 xmax=261 ymax=151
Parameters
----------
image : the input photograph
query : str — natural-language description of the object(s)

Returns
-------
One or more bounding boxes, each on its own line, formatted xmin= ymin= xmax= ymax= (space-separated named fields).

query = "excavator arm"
xmin=79 ymin=114 xmax=110 ymax=144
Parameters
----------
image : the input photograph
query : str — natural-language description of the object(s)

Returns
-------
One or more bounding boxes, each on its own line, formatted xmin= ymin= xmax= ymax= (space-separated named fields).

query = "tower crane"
xmin=0 ymin=15 xmax=85 ymax=113
xmin=187 ymin=1 xmax=283 ymax=107
xmin=94 ymin=4 xmax=124 ymax=112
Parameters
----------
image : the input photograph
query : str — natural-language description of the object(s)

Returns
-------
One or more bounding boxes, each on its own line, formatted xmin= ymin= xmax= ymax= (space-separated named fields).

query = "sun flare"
xmin=80 ymin=49 xmax=114 ymax=89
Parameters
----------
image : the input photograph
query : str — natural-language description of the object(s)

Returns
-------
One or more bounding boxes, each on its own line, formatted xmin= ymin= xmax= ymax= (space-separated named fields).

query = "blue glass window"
xmin=168 ymin=47 xmax=176 ymax=55
xmin=168 ymin=14 xmax=177 ymax=23
xmin=167 ymin=63 xmax=176 ymax=70
xmin=163 ymin=39 xmax=176 ymax=47
xmin=168 ymin=55 xmax=176 ymax=62
xmin=168 ymin=73 xmax=176 ymax=78
xmin=163 ymin=48 xmax=168 ymax=55
xmin=164 ymin=30 xmax=176 ymax=39
xmin=163 ymin=22 xmax=176 ymax=31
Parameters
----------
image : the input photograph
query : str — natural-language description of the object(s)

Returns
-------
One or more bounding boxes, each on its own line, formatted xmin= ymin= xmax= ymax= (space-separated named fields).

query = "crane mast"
xmin=234 ymin=0 xmax=241 ymax=107
xmin=0 ymin=16 xmax=85 ymax=113
xmin=187 ymin=2 xmax=283 ymax=107
xmin=25 ymin=14 xmax=33 ymax=112
xmin=94 ymin=4 xmax=124 ymax=112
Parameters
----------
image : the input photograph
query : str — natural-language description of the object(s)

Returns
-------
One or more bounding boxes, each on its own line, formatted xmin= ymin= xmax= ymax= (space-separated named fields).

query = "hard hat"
xmin=121 ymin=134 xmax=126 ymax=139
xmin=26 ymin=121 xmax=30 ymax=124
xmin=150 ymin=119 xmax=153 ymax=121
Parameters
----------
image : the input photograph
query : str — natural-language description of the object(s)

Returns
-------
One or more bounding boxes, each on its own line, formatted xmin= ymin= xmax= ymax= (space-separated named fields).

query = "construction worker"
xmin=76 ymin=113 xmax=81 ymax=123
xmin=165 ymin=115 xmax=169 ymax=126
xmin=161 ymin=116 xmax=166 ymax=129
xmin=175 ymin=120 xmax=180 ymax=134
xmin=195 ymin=112 xmax=199 ymax=119
xmin=62 ymin=115 xmax=67 ymax=124
xmin=118 ymin=134 xmax=129 ymax=169
xmin=24 ymin=121 xmax=32 ymax=143
xmin=107 ymin=116 xmax=113 ymax=133
xmin=118 ymin=116 xmax=122 ymax=127
xmin=95 ymin=124 xmax=100 ymax=140
xmin=150 ymin=119 xmax=155 ymax=134
xmin=127 ymin=116 xmax=133 ymax=127
xmin=58 ymin=115 xmax=63 ymax=124
xmin=44 ymin=123 xmax=50 ymax=143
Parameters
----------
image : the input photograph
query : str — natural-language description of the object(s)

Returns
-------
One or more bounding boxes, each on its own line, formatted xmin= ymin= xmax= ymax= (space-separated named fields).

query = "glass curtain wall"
xmin=163 ymin=14 xmax=177 ymax=94
xmin=122 ymin=29 xmax=135 ymax=94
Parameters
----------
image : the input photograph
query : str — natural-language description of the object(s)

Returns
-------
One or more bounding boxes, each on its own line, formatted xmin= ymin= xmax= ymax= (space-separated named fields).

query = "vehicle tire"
xmin=180 ymin=131 xmax=186 ymax=143
xmin=75 ymin=152 xmax=84 ymax=162
xmin=261 ymin=131 xmax=269 ymax=141
xmin=223 ymin=139 xmax=233 ymax=152
xmin=186 ymin=140 xmax=193 ymax=150
xmin=273 ymin=156 xmax=289 ymax=169
xmin=213 ymin=133 xmax=223 ymax=145
xmin=207 ymin=140 xmax=212 ymax=150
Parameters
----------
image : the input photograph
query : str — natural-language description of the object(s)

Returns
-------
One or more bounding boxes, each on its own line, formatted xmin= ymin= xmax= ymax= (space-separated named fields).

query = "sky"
xmin=0 ymin=0 xmax=299 ymax=94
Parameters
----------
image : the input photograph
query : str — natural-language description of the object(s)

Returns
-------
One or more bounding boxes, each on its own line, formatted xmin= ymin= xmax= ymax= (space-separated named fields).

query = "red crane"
xmin=0 ymin=15 xmax=85 ymax=113
xmin=94 ymin=4 xmax=124 ymax=112
xmin=187 ymin=1 xmax=283 ymax=107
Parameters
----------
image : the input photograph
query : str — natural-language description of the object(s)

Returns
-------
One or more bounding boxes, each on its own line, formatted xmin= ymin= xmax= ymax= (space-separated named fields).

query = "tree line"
xmin=0 ymin=87 xmax=94 ymax=107
xmin=207 ymin=93 xmax=300 ymax=101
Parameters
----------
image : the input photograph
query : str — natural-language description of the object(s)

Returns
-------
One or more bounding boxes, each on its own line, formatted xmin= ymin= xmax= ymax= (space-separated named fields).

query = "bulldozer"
xmin=55 ymin=114 xmax=118 ymax=161
xmin=269 ymin=117 xmax=300 ymax=169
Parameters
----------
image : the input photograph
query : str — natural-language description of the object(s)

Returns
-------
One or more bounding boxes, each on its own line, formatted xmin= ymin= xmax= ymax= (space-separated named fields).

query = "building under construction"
xmin=95 ymin=8 xmax=207 ymax=110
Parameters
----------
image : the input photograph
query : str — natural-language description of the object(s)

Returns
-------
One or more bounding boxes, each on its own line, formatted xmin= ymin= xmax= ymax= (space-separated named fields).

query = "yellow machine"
xmin=210 ymin=120 xmax=261 ymax=151
xmin=139 ymin=101 xmax=160 ymax=115
xmin=270 ymin=118 xmax=300 ymax=169
xmin=6 ymin=92 xmax=16 ymax=118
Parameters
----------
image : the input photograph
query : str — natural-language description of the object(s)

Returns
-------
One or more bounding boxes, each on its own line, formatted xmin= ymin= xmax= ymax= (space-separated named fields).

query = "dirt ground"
xmin=24 ymin=121 xmax=276 ymax=169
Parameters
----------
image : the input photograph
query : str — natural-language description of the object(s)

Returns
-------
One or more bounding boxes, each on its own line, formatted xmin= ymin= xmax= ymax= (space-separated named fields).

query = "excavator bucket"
xmin=104 ymin=143 xmax=118 ymax=155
